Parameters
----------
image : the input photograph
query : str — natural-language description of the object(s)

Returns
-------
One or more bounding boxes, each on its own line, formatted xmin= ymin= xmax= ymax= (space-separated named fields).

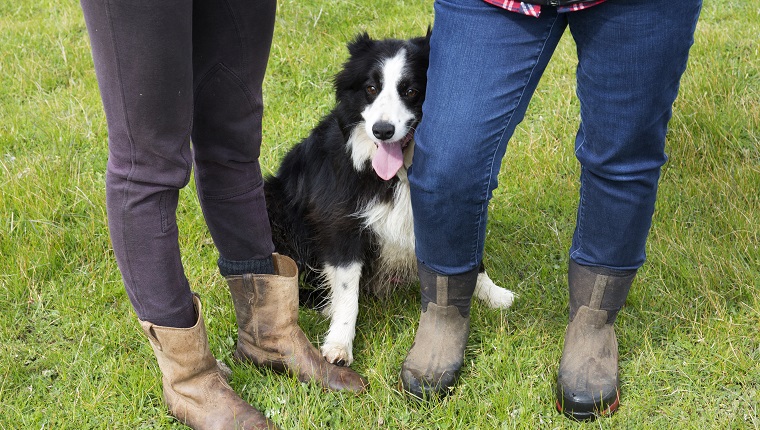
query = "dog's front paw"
xmin=321 ymin=342 xmax=354 ymax=367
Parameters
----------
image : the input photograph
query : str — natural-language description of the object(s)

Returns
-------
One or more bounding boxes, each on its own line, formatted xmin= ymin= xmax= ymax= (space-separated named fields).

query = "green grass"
xmin=1 ymin=0 xmax=758 ymax=428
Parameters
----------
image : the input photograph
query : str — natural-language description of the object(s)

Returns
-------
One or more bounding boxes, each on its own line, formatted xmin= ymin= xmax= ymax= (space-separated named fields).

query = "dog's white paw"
xmin=321 ymin=342 xmax=354 ymax=367
xmin=475 ymin=272 xmax=516 ymax=309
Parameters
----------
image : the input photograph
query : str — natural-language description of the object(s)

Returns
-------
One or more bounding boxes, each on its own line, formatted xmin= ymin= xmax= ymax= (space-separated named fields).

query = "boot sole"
xmin=555 ymin=389 xmax=619 ymax=421
xmin=398 ymin=370 xmax=458 ymax=401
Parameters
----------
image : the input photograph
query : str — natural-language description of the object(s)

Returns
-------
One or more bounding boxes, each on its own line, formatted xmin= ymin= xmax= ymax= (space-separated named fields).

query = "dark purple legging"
xmin=81 ymin=0 xmax=276 ymax=326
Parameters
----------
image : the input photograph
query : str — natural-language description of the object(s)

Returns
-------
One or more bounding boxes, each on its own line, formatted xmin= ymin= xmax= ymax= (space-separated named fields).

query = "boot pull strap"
xmin=436 ymin=276 xmax=449 ymax=307
xmin=589 ymin=275 xmax=609 ymax=309
xmin=139 ymin=320 xmax=163 ymax=351
xmin=241 ymin=273 xmax=256 ymax=291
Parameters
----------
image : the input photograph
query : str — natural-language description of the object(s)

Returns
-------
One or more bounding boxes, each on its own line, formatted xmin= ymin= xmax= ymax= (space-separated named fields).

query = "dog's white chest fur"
xmin=358 ymin=176 xmax=417 ymax=287
xmin=361 ymin=180 xmax=415 ymax=253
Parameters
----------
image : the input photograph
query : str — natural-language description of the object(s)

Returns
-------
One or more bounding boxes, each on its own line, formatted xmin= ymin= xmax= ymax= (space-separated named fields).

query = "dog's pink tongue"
xmin=372 ymin=141 xmax=404 ymax=181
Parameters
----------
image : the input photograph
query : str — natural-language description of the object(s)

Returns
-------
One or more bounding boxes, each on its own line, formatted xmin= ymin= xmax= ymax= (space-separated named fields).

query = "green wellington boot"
xmin=555 ymin=260 xmax=636 ymax=420
xmin=400 ymin=264 xmax=478 ymax=399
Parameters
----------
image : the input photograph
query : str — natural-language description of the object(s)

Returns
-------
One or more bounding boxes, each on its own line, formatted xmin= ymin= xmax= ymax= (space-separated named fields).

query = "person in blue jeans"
xmin=399 ymin=0 xmax=702 ymax=420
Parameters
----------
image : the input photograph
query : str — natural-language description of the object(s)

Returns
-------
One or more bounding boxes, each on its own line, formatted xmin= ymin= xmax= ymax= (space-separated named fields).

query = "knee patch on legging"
xmin=192 ymin=63 xmax=263 ymax=165
xmin=191 ymin=64 xmax=265 ymax=201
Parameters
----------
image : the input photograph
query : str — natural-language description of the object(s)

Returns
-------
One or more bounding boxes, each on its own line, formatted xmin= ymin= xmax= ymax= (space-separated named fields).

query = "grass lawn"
xmin=1 ymin=0 xmax=758 ymax=428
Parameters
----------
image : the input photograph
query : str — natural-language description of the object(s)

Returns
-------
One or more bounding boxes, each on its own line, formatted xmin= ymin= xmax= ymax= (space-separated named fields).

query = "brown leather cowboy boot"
xmin=400 ymin=263 xmax=478 ymax=399
xmin=226 ymin=253 xmax=368 ymax=393
xmin=555 ymin=260 xmax=636 ymax=420
xmin=140 ymin=295 xmax=277 ymax=430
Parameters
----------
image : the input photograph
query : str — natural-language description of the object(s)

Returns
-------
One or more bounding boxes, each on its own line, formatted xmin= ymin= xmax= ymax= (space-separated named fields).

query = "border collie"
xmin=265 ymin=33 xmax=515 ymax=367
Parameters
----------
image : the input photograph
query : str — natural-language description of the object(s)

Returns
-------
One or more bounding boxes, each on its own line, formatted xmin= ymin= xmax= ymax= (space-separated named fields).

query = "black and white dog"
xmin=265 ymin=33 xmax=514 ymax=367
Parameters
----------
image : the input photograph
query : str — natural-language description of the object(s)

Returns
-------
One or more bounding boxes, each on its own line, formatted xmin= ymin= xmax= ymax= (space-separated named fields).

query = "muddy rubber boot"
xmin=226 ymin=253 xmax=368 ymax=393
xmin=555 ymin=260 xmax=636 ymax=421
xmin=400 ymin=263 xmax=478 ymax=399
xmin=139 ymin=295 xmax=277 ymax=430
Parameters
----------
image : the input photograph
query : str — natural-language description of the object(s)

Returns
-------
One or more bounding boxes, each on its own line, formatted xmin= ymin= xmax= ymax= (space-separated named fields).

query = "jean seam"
xmin=159 ymin=190 xmax=170 ymax=233
xmin=221 ymin=0 xmax=246 ymax=76
xmin=570 ymin=116 xmax=587 ymax=263
xmin=570 ymin=164 xmax=587 ymax=263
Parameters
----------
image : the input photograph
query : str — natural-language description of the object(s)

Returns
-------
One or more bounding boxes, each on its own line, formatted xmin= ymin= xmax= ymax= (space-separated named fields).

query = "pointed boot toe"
xmin=228 ymin=254 xmax=369 ymax=394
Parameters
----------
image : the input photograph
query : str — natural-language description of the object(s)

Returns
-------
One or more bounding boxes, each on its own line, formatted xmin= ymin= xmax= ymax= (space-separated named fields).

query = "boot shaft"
xmin=568 ymin=260 xmax=636 ymax=324
xmin=419 ymin=262 xmax=478 ymax=317
xmin=226 ymin=253 xmax=300 ymax=337
xmin=140 ymin=295 xmax=218 ymax=382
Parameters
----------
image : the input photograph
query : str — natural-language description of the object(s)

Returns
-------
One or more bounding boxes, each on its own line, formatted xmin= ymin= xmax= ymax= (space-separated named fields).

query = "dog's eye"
xmin=404 ymin=88 xmax=419 ymax=98
xmin=366 ymin=85 xmax=378 ymax=96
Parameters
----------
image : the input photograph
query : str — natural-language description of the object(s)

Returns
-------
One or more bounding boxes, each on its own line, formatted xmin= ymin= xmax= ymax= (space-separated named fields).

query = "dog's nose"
xmin=372 ymin=121 xmax=395 ymax=141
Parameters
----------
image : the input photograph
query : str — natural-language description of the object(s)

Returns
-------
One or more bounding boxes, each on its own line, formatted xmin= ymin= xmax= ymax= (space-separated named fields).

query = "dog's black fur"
xmin=265 ymin=33 xmax=429 ymax=298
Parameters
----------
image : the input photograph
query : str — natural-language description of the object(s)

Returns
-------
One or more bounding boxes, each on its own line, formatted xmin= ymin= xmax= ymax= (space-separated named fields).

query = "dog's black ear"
xmin=410 ymin=27 xmax=431 ymax=51
xmin=347 ymin=32 xmax=373 ymax=56
xmin=334 ymin=32 xmax=374 ymax=96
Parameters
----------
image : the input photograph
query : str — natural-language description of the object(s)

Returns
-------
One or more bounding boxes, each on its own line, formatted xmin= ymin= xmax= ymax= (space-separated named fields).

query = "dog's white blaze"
xmin=361 ymin=50 xmax=416 ymax=143
xmin=321 ymin=262 xmax=363 ymax=365
xmin=347 ymin=50 xmax=417 ymax=175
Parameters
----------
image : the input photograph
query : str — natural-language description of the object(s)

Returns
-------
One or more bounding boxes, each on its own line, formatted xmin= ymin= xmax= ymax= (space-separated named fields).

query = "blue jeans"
xmin=410 ymin=0 xmax=702 ymax=275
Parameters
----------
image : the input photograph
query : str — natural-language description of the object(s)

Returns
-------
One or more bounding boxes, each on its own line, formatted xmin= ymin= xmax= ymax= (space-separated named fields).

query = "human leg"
xmin=190 ymin=0 xmax=276 ymax=272
xmin=81 ymin=1 xmax=277 ymax=427
xmin=410 ymin=1 xmax=566 ymax=275
xmin=188 ymin=0 xmax=367 ymax=392
xmin=556 ymin=0 xmax=703 ymax=419
xmin=567 ymin=0 xmax=703 ymax=270
xmin=403 ymin=0 xmax=567 ymax=398
xmin=82 ymin=0 xmax=197 ymax=328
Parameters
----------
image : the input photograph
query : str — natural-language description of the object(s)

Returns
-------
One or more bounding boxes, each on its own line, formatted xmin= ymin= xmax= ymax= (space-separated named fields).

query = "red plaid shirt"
xmin=483 ymin=0 xmax=606 ymax=17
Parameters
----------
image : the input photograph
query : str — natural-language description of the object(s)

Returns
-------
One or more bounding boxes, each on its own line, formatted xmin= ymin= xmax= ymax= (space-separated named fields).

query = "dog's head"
xmin=335 ymin=31 xmax=430 ymax=181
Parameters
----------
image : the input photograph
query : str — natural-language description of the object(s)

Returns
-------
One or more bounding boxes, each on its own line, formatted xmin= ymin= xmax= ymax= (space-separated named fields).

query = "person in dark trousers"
xmin=399 ymin=0 xmax=702 ymax=420
xmin=80 ymin=1 xmax=367 ymax=428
